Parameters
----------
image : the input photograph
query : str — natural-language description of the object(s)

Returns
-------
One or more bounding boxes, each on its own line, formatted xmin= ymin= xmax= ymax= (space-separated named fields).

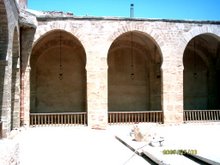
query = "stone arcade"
xmin=1 ymin=0 xmax=220 ymax=138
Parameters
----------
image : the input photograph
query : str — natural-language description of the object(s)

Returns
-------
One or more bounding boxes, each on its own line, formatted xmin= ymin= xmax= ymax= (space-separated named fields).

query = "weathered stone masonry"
xmin=1 ymin=0 xmax=220 ymax=137
xmin=0 ymin=0 xmax=20 ymax=138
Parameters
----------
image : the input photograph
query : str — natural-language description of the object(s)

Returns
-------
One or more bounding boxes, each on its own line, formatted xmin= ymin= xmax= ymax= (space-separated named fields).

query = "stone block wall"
xmin=0 ymin=0 xmax=19 ymax=138
xmin=23 ymin=16 xmax=220 ymax=128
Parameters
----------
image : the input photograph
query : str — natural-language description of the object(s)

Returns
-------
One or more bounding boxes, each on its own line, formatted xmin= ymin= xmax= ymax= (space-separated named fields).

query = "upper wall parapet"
xmin=26 ymin=9 xmax=74 ymax=18
xmin=18 ymin=0 xmax=27 ymax=9
xmin=19 ymin=9 xmax=37 ymax=28
xmin=33 ymin=14 xmax=220 ymax=25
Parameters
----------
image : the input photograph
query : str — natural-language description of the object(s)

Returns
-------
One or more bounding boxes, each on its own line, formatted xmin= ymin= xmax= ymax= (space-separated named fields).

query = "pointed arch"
xmin=30 ymin=30 xmax=87 ymax=114
xmin=183 ymin=33 xmax=220 ymax=110
xmin=107 ymin=30 xmax=163 ymax=123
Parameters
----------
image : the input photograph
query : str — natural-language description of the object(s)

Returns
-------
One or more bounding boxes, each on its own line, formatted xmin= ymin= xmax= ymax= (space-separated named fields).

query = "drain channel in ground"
xmin=115 ymin=136 xmax=162 ymax=165
xmin=115 ymin=135 xmax=220 ymax=165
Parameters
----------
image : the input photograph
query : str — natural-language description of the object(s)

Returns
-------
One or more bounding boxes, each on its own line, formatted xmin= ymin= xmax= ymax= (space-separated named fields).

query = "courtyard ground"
xmin=18 ymin=126 xmax=148 ymax=165
xmin=111 ymin=122 xmax=220 ymax=164
xmin=1 ymin=122 xmax=220 ymax=165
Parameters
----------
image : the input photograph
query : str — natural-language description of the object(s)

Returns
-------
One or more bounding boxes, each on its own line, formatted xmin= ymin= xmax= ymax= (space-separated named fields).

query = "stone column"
xmin=21 ymin=67 xmax=31 ymax=126
xmin=11 ymin=66 xmax=20 ymax=129
xmin=86 ymin=46 xmax=108 ymax=129
xmin=162 ymin=50 xmax=184 ymax=123
xmin=0 ymin=60 xmax=11 ymax=137
xmin=20 ymin=28 xmax=35 ymax=126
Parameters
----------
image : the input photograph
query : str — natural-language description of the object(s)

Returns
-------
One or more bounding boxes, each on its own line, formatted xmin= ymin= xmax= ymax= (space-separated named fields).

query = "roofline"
xmin=36 ymin=15 xmax=220 ymax=25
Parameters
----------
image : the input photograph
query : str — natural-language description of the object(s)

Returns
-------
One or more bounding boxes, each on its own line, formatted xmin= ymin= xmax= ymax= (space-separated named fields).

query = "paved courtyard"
xmin=18 ymin=126 xmax=148 ymax=165
xmin=1 ymin=122 xmax=220 ymax=165
xmin=112 ymin=122 xmax=220 ymax=164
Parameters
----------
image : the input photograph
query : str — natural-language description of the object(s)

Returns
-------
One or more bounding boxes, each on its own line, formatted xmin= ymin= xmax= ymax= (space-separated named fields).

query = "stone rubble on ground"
xmin=130 ymin=123 xmax=165 ymax=147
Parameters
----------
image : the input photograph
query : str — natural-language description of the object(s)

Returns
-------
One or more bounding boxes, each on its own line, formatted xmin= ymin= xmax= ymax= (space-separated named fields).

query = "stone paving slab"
xmin=110 ymin=123 xmax=220 ymax=165
xmin=115 ymin=134 xmax=199 ymax=165
xmin=159 ymin=123 xmax=220 ymax=164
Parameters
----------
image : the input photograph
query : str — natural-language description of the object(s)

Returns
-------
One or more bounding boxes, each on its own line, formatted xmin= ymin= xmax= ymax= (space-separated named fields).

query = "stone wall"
xmin=23 ymin=16 xmax=220 ymax=128
xmin=0 ymin=0 xmax=19 ymax=138
xmin=18 ymin=0 xmax=27 ymax=9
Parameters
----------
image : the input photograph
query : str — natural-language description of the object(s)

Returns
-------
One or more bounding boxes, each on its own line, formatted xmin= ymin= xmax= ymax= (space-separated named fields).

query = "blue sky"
xmin=28 ymin=0 xmax=220 ymax=21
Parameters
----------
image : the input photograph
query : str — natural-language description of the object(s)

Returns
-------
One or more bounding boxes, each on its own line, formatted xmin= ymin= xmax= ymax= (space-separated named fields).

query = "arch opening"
xmin=183 ymin=34 xmax=220 ymax=110
xmin=107 ymin=31 xmax=163 ymax=123
xmin=30 ymin=30 xmax=87 ymax=125
xmin=0 ymin=0 xmax=8 ymax=60
xmin=0 ymin=0 xmax=9 ymax=137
